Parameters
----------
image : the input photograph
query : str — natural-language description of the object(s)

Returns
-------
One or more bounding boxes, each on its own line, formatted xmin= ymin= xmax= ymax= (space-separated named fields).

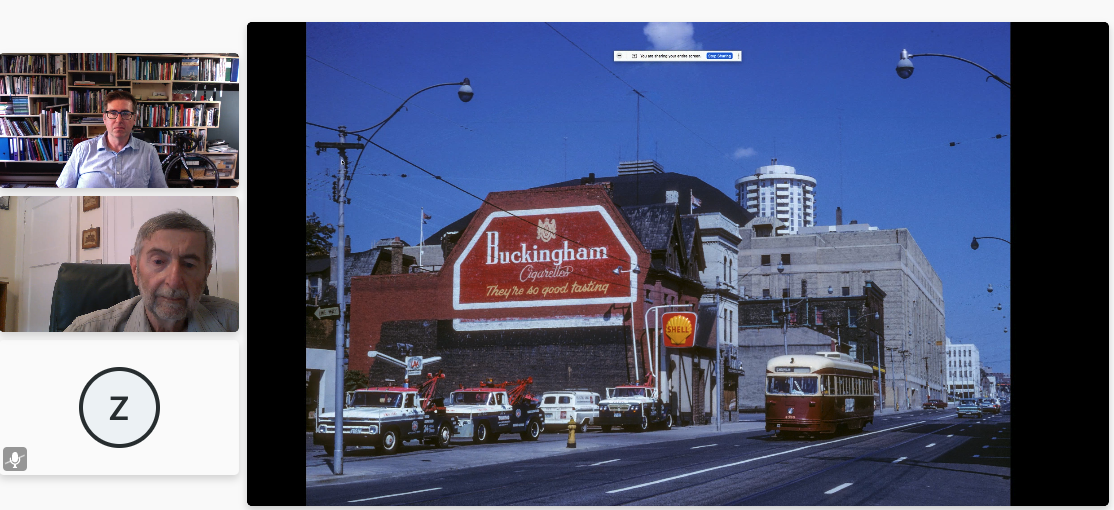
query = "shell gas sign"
xmin=452 ymin=206 xmax=639 ymax=310
xmin=661 ymin=312 xmax=697 ymax=348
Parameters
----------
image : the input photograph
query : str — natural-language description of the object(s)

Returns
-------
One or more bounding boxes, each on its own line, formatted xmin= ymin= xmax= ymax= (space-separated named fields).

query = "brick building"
xmin=349 ymin=169 xmax=755 ymax=425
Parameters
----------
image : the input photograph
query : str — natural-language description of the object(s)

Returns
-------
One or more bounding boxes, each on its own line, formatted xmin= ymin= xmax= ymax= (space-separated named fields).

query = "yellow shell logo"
xmin=665 ymin=315 xmax=693 ymax=345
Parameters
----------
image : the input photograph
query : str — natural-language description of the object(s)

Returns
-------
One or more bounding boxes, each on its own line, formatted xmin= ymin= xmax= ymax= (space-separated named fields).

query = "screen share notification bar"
xmin=614 ymin=50 xmax=741 ymax=62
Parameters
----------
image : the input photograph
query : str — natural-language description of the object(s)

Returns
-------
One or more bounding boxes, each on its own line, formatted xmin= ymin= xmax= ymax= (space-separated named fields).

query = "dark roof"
xmin=423 ymin=171 xmax=752 ymax=246
xmin=306 ymin=256 xmax=330 ymax=274
xmin=680 ymin=215 xmax=699 ymax=266
xmin=693 ymin=302 xmax=720 ymax=349
xmin=619 ymin=203 xmax=678 ymax=252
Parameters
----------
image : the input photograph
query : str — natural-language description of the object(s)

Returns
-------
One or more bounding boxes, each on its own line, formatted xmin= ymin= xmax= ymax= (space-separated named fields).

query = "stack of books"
xmin=12 ymin=97 xmax=29 ymax=115
xmin=0 ymin=102 xmax=12 ymax=115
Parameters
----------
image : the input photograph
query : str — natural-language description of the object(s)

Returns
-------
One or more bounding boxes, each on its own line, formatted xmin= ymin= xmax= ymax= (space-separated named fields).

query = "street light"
xmin=971 ymin=236 xmax=1011 ymax=250
xmin=318 ymin=78 xmax=474 ymax=476
xmin=896 ymin=49 xmax=1010 ymax=89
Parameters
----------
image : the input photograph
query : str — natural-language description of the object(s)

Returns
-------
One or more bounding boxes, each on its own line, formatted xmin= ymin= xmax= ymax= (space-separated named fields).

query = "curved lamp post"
xmin=327 ymin=78 xmax=472 ymax=475
xmin=897 ymin=49 xmax=1010 ymax=89
xmin=971 ymin=236 xmax=1011 ymax=250
xmin=359 ymin=78 xmax=474 ymax=140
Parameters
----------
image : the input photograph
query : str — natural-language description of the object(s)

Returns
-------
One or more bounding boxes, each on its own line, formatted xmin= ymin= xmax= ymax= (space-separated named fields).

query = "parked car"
xmin=922 ymin=399 xmax=947 ymax=410
xmin=956 ymin=399 xmax=982 ymax=418
xmin=539 ymin=390 xmax=601 ymax=433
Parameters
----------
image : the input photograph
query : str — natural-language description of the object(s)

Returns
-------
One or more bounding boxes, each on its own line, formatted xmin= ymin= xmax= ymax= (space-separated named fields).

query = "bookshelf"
xmin=1 ymin=52 xmax=238 ymax=186
xmin=0 ymin=53 xmax=70 ymax=164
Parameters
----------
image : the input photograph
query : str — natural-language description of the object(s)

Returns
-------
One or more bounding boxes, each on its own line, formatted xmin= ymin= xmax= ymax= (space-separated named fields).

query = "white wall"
xmin=102 ymin=196 xmax=239 ymax=301
xmin=0 ymin=196 xmax=17 ymax=331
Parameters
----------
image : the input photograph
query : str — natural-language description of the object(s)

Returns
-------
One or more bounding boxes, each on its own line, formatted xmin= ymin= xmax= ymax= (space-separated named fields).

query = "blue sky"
xmin=306 ymin=22 xmax=1011 ymax=374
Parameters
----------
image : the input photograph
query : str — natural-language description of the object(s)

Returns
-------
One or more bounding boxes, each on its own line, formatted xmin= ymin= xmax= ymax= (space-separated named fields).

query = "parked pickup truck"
xmin=596 ymin=384 xmax=673 ymax=432
xmin=313 ymin=387 xmax=458 ymax=455
xmin=444 ymin=379 xmax=544 ymax=443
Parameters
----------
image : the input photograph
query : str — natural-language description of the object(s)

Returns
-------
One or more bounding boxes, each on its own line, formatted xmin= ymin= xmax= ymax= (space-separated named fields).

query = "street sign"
xmin=405 ymin=356 xmax=423 ymax=376
xmin=314 ymin=306 xmax=340 ymax=320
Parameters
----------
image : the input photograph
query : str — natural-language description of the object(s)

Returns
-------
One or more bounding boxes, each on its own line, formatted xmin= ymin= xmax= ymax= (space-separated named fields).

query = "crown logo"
xmin=537 ymin=218 xmax=556 ymax=243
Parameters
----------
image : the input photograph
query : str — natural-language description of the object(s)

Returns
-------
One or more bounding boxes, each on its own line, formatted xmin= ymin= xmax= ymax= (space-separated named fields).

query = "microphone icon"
xmin=6 ymin=451 xmax=23 ymax=469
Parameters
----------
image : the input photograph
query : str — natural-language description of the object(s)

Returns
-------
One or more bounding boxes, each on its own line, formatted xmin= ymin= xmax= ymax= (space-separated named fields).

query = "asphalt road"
xmin=306 ymin=408 xmax=1009 ymax=505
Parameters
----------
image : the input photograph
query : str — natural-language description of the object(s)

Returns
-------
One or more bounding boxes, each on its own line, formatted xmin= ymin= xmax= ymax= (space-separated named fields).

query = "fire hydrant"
xmin=566 ymin=418 xmax=576 ymax=448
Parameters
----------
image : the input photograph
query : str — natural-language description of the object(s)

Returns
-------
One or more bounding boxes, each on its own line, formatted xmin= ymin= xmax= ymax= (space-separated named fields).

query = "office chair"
xmin=48 ymin=263 xmax=208 ymax=332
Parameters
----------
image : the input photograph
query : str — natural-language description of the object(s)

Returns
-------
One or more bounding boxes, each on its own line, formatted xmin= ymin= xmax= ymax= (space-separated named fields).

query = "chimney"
xmin=580 ymin=172 xmax=596 ymax=185
xmin=850 ymin=220 xmax=858 ymax=224
xmin=390 ymin=236 xmax=404 ymax=274
xmin=345 ymin=235 xmax=351 ymax=255
xmin=836 ymin=207 xmax=843 ymax=226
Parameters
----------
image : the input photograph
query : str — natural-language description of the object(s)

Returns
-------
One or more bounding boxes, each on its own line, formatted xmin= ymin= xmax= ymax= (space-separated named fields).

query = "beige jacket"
xmin=64 ymin=295 xmax=238 ymax=332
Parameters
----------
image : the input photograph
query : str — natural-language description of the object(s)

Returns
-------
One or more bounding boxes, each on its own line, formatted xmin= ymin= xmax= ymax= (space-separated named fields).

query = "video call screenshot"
xmin=0 ymin=14 xmax=1101 ymax=510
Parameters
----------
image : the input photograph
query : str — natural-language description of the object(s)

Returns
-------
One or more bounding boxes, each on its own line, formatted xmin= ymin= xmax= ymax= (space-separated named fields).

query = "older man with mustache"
xmin=65 ymin=210 xmax=237 ymax=332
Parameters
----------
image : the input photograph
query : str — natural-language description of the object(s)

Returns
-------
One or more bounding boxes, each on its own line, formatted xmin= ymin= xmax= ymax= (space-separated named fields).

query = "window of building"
xmin=801 ymin=280 xmax=807 ymax=297
xmin=842 ymin=286 xmax=850 ymax=296
xmin=762 ymin=288 xmax=771 ymax=298
xmin=781 ymin=254 xmax=791 ymax=265
xmin=761 ymin=254 xmax=770 ymax=266
xmin=782 ymin=288 xmax=789 ymax=298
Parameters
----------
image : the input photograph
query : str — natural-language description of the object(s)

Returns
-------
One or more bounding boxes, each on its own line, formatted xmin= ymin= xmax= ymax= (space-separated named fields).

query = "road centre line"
xmin=925 ymin=443 xmax=936 ymax=447
xmin=604 ymin=421 xmax=927 ymax=494
xmin=824 ymin=483 xmax=853 ymax=494
xmin=349 ymin=487 xmax=442 ymax=503
xmin=590 ymin=459 xmax=621 ymax=466
xmin=692 ymin=444 xmax=718 ymax=449
xmin=892 ymin=457 xmax=907 ymax=463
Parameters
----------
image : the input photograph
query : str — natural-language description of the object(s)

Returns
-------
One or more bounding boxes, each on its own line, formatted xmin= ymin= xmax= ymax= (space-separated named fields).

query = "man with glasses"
xmin=56 ymin=90 xmax=166 ymax=187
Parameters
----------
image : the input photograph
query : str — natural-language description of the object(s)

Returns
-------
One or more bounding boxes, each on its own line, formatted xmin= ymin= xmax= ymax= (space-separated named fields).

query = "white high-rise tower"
xmin=734 ymin=159 xmax=816 ymax=235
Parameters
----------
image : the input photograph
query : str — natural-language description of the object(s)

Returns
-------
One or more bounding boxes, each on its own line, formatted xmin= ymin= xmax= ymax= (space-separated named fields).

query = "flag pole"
xmin=690 ymin=189 xmax=693 ymax=215
xmin=420 ymin=207 xmax=424 ymax=268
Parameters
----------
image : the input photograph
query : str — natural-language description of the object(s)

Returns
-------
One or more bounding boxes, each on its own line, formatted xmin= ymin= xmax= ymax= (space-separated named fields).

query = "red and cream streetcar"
xmin=764 ymin=352 xmax=875 ymax=437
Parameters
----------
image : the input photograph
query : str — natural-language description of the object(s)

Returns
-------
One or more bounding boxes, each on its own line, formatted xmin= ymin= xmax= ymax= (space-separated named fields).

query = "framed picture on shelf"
xmin=81 ymin=227 xmax=100 ymax=250
xmin=82 ymin=196 xmax=100 ymax=212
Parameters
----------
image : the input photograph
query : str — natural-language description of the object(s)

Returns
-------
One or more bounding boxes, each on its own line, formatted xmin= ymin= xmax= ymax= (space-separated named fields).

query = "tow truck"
xmin=313 ymin=370 xmax=459 ymax=455
xmin=444 ymin=377 xmax=544 ymax=443
xmin=596 ymin=373 xmax=673 ymax=432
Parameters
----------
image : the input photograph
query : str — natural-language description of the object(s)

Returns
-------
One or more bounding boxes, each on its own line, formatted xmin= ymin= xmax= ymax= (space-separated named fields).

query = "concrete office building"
xmin=946 ymin=338 xmax=982 ymax=400
xmin=737 ymin=222 xmax=946 ymax=410
xmin=734 ymin=159 xmax=817 ymax=235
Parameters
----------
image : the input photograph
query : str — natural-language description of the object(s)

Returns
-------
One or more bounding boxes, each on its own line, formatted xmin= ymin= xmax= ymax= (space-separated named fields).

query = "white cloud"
xmin=643 ymin=22 xmax=702 ymax=51
xmin=733 ymin=147 xmax=757 ymax=159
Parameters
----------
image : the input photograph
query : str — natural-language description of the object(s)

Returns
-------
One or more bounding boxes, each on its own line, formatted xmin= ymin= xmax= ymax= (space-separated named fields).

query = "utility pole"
xmin=314 ymin=128 xmax=363 ymax=475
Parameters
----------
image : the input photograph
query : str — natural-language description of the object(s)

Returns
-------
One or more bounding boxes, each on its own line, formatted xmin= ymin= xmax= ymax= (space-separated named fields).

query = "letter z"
xmin=110 ymin=396 xmax=129 ymax=420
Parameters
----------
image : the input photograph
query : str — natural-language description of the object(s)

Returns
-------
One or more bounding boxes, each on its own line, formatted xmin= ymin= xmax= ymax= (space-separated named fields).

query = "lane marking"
xmin=972 ymin=455 xmax=980 ymax=458
xmin=349 ymin=487 xmax=442 ymax=502
xmin=947 ymin=435 xmax=953 ymax=438
xmin=590 ymin=459 xmax=621 ymax=466
xmin=691 ymin=444 xmax=718 ymax=449
xmin=982 ymin=445 xmax=989 ymax=449
xmin=925 ymin=443 xmax=936 ymax=448
xmin=892 ymin=457 xmax=907 ymax=463
xmin=604 ymin=421 xmax=927 ymax=494
xmin=991 ymin=437 xmax=997 ymax=440
xmin=825 ymin=483 xmax=854 ymax=494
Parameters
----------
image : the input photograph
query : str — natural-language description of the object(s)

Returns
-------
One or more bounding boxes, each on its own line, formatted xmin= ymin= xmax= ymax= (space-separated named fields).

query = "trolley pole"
xmin=314 ymin=128 xmax=364 ymax=475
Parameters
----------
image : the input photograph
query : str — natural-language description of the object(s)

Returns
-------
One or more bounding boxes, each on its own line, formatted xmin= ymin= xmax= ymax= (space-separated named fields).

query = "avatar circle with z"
xmin=79 ymin=367 xmax=160 ymax=448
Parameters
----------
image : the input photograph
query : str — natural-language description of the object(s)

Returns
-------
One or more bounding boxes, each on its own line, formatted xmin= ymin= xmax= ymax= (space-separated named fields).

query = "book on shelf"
xmin=180 ymin=58 xmax=199 ymax=81
xmin=73 ymin=80 xmax=96 ymax=86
